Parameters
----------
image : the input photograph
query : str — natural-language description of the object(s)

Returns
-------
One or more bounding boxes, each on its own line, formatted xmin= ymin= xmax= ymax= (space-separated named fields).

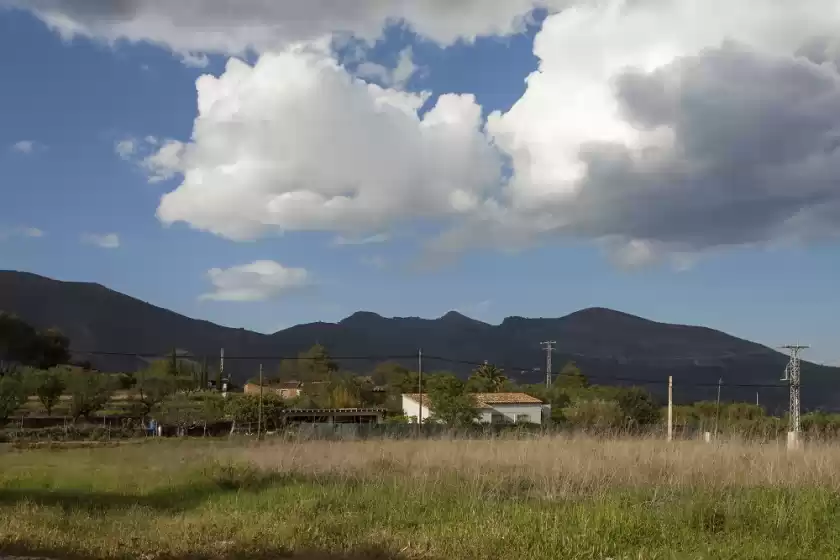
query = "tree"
xmin=167 ymin=349 xmax=179 ymax=377
xmin=371 ymin=361 xmax=409 ymax=387
xmin=555 ymin=362 xmax=589 ymax=390
xmin=225 ymin=393 xmax=286 ymax=434
xmin=197 ymin=393 xmax=226 ymax=436
xmin=153 ymin=394 xmax=196 ymax=437
xmin=562 ymin=399 xmax=623 ymax=431
xmin=386 ymin=368 xmax=424 ymax=394
xmin=67 ymin=371 xmax=114 ymax=421
xmin=0 ymin=314 xmax=70 ymax=370
xmin=329 ymin=383 xmax=360 ymax=408
xmin=615 ymin=387 xmax=660 ymax=429
xmin=33 ymin=369 xmax=65 ymax=416
xmin=426 ymin=374 xmax=479 ymax=426
xmin=34 ymin=329 xmax=71 ymax=369
xmin=466 ymin=362 xmax=509 ymax=393
xmin=135 ymin=372 xmax=176 ymax=416
xmin=297 ymin=344 xmax=338 ymax=382
xmin=0 ymin=373 xmax=26 ymax=425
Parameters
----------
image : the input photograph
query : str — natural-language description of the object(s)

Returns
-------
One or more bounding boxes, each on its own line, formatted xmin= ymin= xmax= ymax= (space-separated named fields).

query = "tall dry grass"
xmin=4 ymin=436 xmax=840 ymax=559
xmin=240 ymin=435 xmax=840 ymax=496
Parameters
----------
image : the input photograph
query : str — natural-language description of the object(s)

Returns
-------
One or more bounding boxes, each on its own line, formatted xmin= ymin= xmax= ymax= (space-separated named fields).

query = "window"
xmin=490 ymin=413 xmax=506 ymax=424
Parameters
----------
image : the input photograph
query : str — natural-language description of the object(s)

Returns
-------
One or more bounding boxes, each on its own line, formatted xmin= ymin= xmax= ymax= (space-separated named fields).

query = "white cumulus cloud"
xmin=201 ymin=260 xmax=312 ymax=302
xmin=333 ymin=233 xmax=390 ymax=246
xmin=16 ymin=0 xmax=562 ymax=59
xmin=355 ymin=46 xmax=418 ymax=88
xmin=155 ymin=45 xmax=502 ymax=240
xmin=114 ymin=138 xmax=136 ymax=160
xmin=0 ymin=226 xmax=45 ymax=240
xmin=11 ymin=140 xmax=37 ymax=154
xmin=81 ymin=233 xmax=120 ymax=249
xmin=431 ymin=0 xmax=840 ymax=262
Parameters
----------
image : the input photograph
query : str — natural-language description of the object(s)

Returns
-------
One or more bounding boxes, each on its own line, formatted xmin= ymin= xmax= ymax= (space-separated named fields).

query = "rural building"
xmin=243 ymin=381 xmax=303 ymax=399
xmin=402 ymin=393 xmax=549 ymax=425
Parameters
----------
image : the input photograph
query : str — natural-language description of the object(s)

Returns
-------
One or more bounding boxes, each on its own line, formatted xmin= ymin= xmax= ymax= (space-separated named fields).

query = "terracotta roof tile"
xmin=404 ymin=392 xmax=543 ymax=409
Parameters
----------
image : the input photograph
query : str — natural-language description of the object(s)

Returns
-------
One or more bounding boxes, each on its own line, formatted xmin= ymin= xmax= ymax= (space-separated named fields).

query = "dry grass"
xmin=242 ymin=435 xmax=840 ymax=494
xmin=1 ymin=436 xmax=840 ymax=559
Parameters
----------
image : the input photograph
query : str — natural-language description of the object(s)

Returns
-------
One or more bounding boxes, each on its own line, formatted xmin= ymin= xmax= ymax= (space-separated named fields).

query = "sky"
xmin=2 ymin=0 xmax=840 ymax=363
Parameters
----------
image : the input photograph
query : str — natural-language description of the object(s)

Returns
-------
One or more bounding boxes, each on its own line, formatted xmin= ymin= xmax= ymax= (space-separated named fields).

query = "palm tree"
xmin=468 ymin=361 xmax=508 ymax=393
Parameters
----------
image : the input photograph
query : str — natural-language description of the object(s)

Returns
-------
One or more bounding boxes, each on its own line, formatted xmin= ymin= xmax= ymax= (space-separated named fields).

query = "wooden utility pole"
xmin=714 ymin=378 xmax=722 ymax=439
xmin=417 ymin=349 xmax=423 ymax=436
xmin=258 ymin=363 xmax=264 ymax=440
xmin=667 ymin=376 xmax=673 ymax=442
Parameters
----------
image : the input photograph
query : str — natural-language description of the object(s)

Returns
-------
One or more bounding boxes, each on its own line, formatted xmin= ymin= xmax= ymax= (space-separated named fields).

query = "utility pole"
xmin=714 ymin=378 xmax=722 ymax=439
xmin=541 ymin=341 xmax=556 ymax=388
xmin=257 ymin=363 xmax=263 ymax=440
xmin=781 ymin=344 xmax=808 ymax=446
xmin=667 ymin=376 xmax=673 ymax=442
xmin=220 ymin=348 xmax=227 ymax=398
xmin=417 ymin=349 xmax=423 ymax=435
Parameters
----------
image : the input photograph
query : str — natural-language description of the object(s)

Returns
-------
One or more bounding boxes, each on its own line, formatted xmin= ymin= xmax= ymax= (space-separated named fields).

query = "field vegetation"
xmin=2 ymin=436 xmax=840 ymax=559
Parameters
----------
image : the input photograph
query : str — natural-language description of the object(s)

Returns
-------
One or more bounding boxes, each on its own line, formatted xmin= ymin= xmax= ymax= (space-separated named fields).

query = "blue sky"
xmin=2 ymin=2 xmax=840 ymax=363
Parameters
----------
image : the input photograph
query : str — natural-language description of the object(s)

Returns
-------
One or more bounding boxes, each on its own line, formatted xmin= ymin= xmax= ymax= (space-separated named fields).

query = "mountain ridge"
xmin=1 ymin=269 xmax=837 ymax=410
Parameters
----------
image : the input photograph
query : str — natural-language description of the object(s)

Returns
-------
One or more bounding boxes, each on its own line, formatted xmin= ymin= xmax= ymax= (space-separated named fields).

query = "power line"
xmin=68 ymin=349 xmax=792 ymax=390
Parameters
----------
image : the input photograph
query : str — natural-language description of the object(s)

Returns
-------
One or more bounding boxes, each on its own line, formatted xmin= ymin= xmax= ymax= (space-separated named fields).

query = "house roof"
xmin=404 ymin=392 xmax=543 ymax=409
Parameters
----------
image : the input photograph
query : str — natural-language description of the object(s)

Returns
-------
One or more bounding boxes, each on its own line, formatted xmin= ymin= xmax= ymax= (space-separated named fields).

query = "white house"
xmin=402 ymin=392 xmax=550 ymax=425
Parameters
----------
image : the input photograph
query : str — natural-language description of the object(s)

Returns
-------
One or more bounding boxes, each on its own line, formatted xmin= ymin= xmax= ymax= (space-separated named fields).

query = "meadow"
xmin=1 ymin=436 xmax=840 ymax=559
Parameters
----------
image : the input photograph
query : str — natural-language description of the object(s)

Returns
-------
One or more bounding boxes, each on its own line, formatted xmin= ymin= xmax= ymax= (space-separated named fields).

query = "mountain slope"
xmin=1 ymin=270 xmax=837 ymax=410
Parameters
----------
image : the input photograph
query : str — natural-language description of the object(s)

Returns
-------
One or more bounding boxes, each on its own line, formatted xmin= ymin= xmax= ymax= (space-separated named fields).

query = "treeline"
xmin=0 ymin=312 xmax=71 ymax=370
xmin=4 ymin=314 xmax=840 ymax=438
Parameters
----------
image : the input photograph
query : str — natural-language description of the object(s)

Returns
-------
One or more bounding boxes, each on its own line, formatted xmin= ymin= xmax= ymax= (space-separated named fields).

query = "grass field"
xmin=1 ymin=436 xmax=840 ymax=559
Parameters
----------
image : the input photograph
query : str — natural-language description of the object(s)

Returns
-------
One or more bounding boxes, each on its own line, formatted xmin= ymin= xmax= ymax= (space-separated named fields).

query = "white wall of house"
xmin=401 ymin=395 xmax=431 ymax=423
xmin=401 ymin=396 xmax=549 ymax=425
xmin=479 ymin=403 xmax=546 ymax=425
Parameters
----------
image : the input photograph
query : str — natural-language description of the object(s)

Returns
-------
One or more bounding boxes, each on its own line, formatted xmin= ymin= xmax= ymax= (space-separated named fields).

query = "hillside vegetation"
xmin=2 ymin=270 xmax=838 ymax=409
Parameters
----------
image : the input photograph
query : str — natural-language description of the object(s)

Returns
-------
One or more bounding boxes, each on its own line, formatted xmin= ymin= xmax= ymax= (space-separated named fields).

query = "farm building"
xmin=243 ymin=381 xmax=304 ymax=399
xmin=402 ymin=392 xmax=549 ymax=425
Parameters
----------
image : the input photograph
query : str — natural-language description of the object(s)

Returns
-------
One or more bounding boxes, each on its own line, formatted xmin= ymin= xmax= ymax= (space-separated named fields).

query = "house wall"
xmin=479 ymin=403 xmax=546 ymax=425
xmin=401 ymin=396 xmax=432 ymax=423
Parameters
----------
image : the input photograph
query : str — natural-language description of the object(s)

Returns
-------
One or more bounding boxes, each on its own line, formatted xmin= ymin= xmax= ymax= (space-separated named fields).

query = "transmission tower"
xmin=541 ymin=341 xmax=556 ymax=388
xmin=780 ymin=345 xmax=809 ymax=435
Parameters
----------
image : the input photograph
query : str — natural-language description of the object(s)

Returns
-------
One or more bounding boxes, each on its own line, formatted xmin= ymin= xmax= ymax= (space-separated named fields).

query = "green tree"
xmin=33 ymin=369 xmax=65 ymax=416
xmin=197 ymin=393 xmax=226 ymax=436
xmin=555 ymin=362 xmax=589 ymax=390
xmin=135 ymin=372 xmax=177 ymax=416
xmin=0 ymin=373 xmax=26 ymax=425
xmin=67 ymin=371 xmax=115 ymax=421
xmin=371 ymin=361 xmax=409 ymax=387
xmin=329 ymin=383 xmax=360 ymax=408
xmin=297 ymin=344 xmax=339 ymax=382
xmin=426 ymin=374 xmax=479 ymax=426
xmin=167 ymin=348 xmax=179 ymax=377
xmin=225 ymin=393 xmax=286 ymax=434
xmin=386 ymin=368 xmax=424 ymax=394
xmin=153 ymin=393 xmax=196 ymax=436
xmin=466 ymin=362 xmax=509 ymax=393
xmin=615 ymin=386 xmax=660 ymax=429
xmin=34 ymin=329 xmax=71 ymax=369
xmin=0 ymin=314 xmax=70 ymax=370
xmin=562 ymin=398 xmax=623 ymax=431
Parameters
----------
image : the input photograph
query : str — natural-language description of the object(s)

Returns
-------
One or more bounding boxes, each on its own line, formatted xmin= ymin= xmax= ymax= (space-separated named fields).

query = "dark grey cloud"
xmin=573 ymin=42 xmax=840 ymax=251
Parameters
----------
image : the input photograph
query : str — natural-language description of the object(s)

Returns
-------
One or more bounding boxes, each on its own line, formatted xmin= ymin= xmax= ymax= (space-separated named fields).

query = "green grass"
xmin=1 ymin=438 xmax=840 ymax=559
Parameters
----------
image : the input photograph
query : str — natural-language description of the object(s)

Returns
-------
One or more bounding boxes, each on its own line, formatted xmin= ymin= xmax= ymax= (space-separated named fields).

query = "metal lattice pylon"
xmin=781 ymin=345 xmax=808 ymax=434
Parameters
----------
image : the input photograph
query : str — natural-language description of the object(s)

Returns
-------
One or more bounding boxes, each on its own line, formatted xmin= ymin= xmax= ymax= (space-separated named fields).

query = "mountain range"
xmin=1 ymin=270 xmax=837 ymax=411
